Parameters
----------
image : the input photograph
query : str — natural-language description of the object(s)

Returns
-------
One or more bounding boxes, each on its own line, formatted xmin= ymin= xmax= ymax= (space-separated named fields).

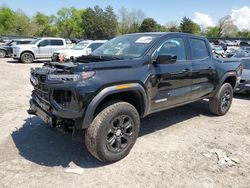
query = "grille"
xmin=34 ymin=84 xmax=49 ymax=103
xmin=33 ymin=74 xmax=49 ymax=103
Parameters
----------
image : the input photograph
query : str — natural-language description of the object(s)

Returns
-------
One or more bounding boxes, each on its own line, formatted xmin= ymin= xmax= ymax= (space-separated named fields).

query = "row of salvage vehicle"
xmin=210 ymin=40 xmax=250 ymax=94
xmin=0 ymin=37 xmax=106 ymax=63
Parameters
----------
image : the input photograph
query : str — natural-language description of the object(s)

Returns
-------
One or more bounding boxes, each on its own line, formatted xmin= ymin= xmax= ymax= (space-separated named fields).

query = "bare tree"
xmin=217 ymin=15 xmax=238 ymax=37
xmin=118 ymin=7 xmax=145 ymax=34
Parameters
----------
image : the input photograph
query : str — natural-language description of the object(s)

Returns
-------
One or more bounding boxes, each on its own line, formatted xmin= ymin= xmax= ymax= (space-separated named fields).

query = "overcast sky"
xmin=1 ymin=0 xmax=250 ymax=30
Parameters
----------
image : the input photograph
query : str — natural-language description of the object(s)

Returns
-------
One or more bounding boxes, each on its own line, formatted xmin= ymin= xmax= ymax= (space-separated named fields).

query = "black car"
xmin=0 ymin=39 xmax=34 ymax=58
xmin=28 ymin=32 xmax=242 ymax=163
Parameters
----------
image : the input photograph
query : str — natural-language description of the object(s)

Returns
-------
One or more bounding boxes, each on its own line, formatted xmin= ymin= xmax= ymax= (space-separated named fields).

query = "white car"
xmin=52 ymin=40 xmax=107 ymax=62
xmin=13 ymin=37 xmax=68 ymax=63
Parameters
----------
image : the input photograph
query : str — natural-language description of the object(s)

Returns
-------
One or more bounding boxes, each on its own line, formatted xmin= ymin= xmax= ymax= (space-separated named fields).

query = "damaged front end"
xmin=28 ymin=62 xmax=94 ymax=133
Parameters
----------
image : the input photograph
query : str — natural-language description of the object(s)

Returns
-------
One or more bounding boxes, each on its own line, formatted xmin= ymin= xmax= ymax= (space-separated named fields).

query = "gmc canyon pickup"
xmin=28 ymin=32 xmax=242 ymax=163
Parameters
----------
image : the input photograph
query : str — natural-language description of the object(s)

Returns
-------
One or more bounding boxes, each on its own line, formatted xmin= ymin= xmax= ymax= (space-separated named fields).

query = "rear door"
xmin=150 ymin=36 xmax=193 ymax=112
xmin=188 ymin=37 xmax=216 ymax=99
xmin=49 ymin=39 xmax=65 ymax=55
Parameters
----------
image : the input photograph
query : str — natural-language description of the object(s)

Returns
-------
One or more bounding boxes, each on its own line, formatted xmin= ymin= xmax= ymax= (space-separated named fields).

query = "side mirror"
xmin=86 ymin=48 xmax=92 ymax=55
xmin=155 ymin=54 xmax=177 ymax=64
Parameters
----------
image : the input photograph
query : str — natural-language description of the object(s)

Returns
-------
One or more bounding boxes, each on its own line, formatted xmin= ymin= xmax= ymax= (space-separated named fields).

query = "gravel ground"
xmin=0 ymin=58 xmax=249 ymax=188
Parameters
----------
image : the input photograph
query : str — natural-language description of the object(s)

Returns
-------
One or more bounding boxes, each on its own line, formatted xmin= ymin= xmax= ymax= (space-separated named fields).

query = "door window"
xmin=88 ymin=43 xmax=103 ymax=51
xmin=50 ymin=40 xmax=64 ymax=46
xmin=190 ymin=38 xmax=209 ymax=60
xmin=39 ymin=40 xmax=49 ymax=46
xmin=155 ymin=38 xmax=186 ymax=60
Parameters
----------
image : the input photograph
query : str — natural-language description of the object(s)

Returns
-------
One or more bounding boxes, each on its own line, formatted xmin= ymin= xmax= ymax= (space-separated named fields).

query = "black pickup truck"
xmin=28 ymin=32 xmax=242 ymax=163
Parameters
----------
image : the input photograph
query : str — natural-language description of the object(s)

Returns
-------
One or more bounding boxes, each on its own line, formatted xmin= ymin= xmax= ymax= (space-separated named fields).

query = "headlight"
xmin=47 ymin=71 xmax=95 ymax=81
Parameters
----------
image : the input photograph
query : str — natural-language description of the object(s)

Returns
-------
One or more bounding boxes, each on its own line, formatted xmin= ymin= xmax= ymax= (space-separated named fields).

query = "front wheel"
xmin=21 ymin=52 xmax=34 ymax=63
xmin=0 ymin=49 xmax=6 ymax=58
xmin=85 ymin=101 xmax=140 ymax=163
xmin=209 ymin=83 xmax=233 ymax=116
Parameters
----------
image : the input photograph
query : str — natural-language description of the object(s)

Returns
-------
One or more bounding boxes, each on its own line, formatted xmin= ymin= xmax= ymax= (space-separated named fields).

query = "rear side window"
xmin=190 ymin=38 xmax=209 ymax=60
xmin=88 ymin=43 xmax=103 ymax=51
xmin=50 ymin=40 xmax=64 ymax=46
xmin=19 ymin=41 xmax=32 ymax=44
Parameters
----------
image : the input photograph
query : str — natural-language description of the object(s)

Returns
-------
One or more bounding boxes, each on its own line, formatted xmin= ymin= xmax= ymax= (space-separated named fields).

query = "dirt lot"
xmin=0 ymin=58 xmax=249 ymax=188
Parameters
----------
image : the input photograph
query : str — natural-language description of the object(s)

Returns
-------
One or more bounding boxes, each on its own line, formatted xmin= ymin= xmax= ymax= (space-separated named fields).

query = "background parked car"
xmin=13 ymin=37 xmax=68 ymax=63
xmin=231 ymin=51 xmax=250 ymax=94
xmin=0 ymin=39 xmax=34 ymax=58
xmin=52 ymin=40 xmax=107 ymax=62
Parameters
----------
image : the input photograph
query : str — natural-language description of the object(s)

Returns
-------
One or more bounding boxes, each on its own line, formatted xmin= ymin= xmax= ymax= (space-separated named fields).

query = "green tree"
xmin=0 ymin=6 xmax=16 ymax=35
xmin=165 ymin=22 xmax=180 ymax=32
xmin=205 ymin=26 xmax=220 ymax=37
xmin=56 ymin=7 xmax=85 ymax=38
xmin=139 ymin=18 xmax=158 ymax=32
xmin=14 ymin=9 xmax=32 ymax=37
xmin=128 ymin=23 xmax=140 ymax=33
xmin=237 ymin=30 xmax=250 ymax=38
xmin=32 ymin=12 xmax=58 ymax=37
xmin=82 ymin=5 xmax=118 ymax=39
xmin=180 ymin=17 xmax=201 ymax=34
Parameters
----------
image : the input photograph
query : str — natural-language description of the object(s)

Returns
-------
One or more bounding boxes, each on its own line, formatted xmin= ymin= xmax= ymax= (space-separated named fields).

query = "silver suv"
xmin=13 ymin=37 xmax=68 ymax=63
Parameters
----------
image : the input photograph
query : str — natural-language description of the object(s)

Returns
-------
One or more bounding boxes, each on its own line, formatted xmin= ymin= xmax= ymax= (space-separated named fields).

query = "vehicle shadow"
xmin=11 ymin=100 xmax=212 ymax=168
xmin=6 ymin=60 xmax=50 ymax=64
xmin=234 ymin=93 xmax=250 ymax=100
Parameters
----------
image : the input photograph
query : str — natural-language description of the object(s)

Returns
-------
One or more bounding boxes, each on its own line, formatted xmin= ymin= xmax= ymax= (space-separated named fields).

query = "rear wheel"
xmin=21 ymin=52 xmax=34 ymax=63
xmin=209 ymin=83 xmax=233 ymax=116
xmin=0 ymin=49 xmax=6 ymax=58
xmin=85 ymin=101 xmax=140 ymax=163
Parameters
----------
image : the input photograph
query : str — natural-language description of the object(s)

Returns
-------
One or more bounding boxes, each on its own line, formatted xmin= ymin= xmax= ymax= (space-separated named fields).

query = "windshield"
xmin=91 ymin=35 xmax=158 ymax=59
xmin=71 ymin=42 xmax=89 ymax=50
xmin=30 ymin=38 xmax=41 ymax=44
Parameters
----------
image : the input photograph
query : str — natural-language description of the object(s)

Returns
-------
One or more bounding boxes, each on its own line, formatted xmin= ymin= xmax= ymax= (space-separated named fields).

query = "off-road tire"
xmin=21 ymin=52 xmax=34 ymax=63
xmin=209 ymin=83 xmax=233 ymax=116
xmin=85 ymin=101 xmax=140 ymax=163
xmin=0 ymin=49 xmax=6 ymax=58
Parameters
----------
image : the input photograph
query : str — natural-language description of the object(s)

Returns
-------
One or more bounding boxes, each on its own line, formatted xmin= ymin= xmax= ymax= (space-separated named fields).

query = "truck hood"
xmin=48 ymin=56 xmax=145 ymax=72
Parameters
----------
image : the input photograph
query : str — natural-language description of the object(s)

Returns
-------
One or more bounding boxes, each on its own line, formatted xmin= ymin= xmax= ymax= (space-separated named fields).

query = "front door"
xmin=37 ymin=39 xmax=51 ymax=58
xmin=150 ymin=36 xmax=193 ymax=112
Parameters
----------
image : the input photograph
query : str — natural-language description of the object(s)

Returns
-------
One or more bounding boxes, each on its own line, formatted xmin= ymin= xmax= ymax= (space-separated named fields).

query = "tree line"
xmin=1 ymin=5 xmax=250 ymax=39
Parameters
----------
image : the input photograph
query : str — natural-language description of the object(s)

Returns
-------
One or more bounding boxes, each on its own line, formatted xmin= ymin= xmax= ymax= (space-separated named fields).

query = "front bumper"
xmin=29 ymin=97 xmax=55 ymax=126
xmin=28 ymin=83 xmax=89 ymax=128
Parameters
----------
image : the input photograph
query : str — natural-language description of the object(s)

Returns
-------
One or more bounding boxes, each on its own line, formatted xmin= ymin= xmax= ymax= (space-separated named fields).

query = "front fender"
xmin=80 ymin=83 xmax=148 ymax=129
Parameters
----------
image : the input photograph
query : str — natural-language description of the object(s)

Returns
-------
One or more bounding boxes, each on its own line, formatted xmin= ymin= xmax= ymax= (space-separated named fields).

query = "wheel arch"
xmin=0 ymin=48 xmax=7 ymax=56
xmin=211 ymin=71 xmax=237 ymax=97
xmin=80 ymin=83 xmax=148 ymax=129
xmin=21 ymin=50 xmax=35 ymax=59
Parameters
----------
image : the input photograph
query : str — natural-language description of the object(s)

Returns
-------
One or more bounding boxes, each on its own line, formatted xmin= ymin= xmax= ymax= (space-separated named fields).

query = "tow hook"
xmin=27 ymin=108 xmax=36 ymax=115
